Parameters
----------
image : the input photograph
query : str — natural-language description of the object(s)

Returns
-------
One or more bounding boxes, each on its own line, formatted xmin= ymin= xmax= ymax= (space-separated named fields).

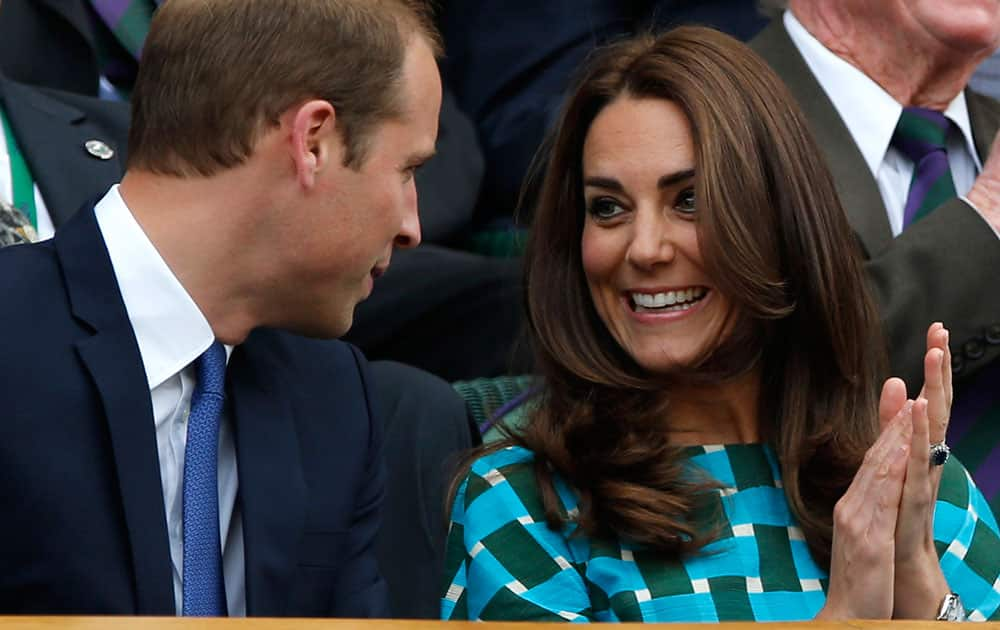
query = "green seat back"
xmin=452 ymin=375 xmax=537 ymax=442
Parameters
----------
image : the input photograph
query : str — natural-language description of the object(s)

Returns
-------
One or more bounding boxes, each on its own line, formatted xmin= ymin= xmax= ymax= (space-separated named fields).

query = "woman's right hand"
xmin=889 ymin=324 xmax=952 ymax=618
xmin=817 ymin=399 xmax=914 ymax=620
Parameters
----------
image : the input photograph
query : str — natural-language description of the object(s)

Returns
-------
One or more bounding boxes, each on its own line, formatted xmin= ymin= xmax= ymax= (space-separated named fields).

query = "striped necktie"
xmin=891 ymin=106 xmax=957 ymax=227
xmin=893 ymin=107 xmax=1000 ymax=514
xmin=89 ymin=0 xmax=159 ymax=59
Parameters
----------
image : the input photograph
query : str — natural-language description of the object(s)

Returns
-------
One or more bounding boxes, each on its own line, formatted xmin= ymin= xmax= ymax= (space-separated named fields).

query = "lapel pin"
xmin=84 ymin=139 xmax=115 ymax=161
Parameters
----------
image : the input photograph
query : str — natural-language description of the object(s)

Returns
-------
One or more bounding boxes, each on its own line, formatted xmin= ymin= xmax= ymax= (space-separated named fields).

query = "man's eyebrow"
xmin=407 ymin=149 xmax=437 ymax=167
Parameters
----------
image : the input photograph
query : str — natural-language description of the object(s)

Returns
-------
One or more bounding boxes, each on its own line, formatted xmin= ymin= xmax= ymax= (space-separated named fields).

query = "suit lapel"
xmin=0 ymin=77 xmax=125 ymax=226
xmin=751 ymin=19 xmax=894 ymax=256
xmin=56 ymin=207 xmax=175 ymax=614
xmin=967 ymin=89 xmax=1000 ymax=163
xmin=229 ymin=338 xmax=307 ymax=617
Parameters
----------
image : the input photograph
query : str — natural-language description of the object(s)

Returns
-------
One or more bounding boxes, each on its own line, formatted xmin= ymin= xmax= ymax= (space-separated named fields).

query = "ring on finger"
xmin=930 ymin=441 xmax=950 ymax=467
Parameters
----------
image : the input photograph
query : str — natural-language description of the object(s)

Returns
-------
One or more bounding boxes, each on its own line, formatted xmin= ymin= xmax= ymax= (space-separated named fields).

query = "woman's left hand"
xmin=882 ymin=322 xmax=953 ymax=618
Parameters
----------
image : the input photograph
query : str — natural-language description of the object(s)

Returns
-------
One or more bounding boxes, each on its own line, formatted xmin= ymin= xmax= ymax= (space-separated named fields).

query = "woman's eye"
xmin=675 ymin=188 xmax=696 ymax=214
xmin=587 ymin=197 xmax=626 ymax=220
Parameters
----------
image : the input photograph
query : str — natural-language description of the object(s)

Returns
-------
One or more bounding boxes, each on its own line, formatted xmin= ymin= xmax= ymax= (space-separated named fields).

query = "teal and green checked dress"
xmin=441 ymin=444 xmax=1000 ymax=622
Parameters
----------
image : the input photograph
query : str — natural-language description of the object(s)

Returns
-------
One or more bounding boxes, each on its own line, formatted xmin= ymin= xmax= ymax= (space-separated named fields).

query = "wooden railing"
xmin=0 ymin=619 xmax=997 ymax=630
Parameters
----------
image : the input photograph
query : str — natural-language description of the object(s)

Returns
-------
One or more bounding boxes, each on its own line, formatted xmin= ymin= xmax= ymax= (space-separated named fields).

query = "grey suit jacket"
xmin=751 ymin=19 xmax=1000 ymax=390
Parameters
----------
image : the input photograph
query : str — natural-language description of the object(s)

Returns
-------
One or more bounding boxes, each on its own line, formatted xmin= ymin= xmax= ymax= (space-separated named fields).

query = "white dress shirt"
xmin=0 ymin=116 xmax=56 ymax=240
xmin=94 ymin=185 xmax=247 ymax=616
xmin=784 ymin=11 xmax=990 ymax=238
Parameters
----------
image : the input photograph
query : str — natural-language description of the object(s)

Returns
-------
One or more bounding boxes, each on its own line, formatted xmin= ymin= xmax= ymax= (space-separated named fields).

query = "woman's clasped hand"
xmin=822 ymin=324 xmax=953 ymax=620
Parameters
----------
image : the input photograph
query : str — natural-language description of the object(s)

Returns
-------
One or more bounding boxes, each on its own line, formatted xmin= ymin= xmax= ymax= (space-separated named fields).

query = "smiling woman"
xmin=441 ymin=26 xmax=1000 ymax=623
xmin=580 ymin=97 xmax=729 ymax=373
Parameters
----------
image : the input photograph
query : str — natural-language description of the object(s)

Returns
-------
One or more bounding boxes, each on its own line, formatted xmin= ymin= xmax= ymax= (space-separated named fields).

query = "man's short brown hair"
xmin=128 ymin=0 xmax=441 ymax=176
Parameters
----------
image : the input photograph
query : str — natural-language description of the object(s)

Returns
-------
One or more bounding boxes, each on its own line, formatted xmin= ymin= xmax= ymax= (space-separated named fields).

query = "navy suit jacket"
xmin=0 ymin=207 xmax=388 ymax=616
xmin=0 ymin=74 xmax=128 ymax=224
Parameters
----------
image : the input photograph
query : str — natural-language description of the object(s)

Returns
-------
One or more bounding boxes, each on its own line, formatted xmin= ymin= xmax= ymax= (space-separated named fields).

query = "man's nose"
xmin=395 ymin=194 xmax=422 ymax=249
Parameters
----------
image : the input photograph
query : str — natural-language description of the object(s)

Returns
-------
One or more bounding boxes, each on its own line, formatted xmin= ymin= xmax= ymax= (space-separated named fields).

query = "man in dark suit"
xmin=0 ymin=0 xmax=442 ymax=617
xmin=0 ymin=0 xmax=524 ymax=381
xmin=0 ymin=72 xmax=127 ymax=236
xmin=750 ymin=1 xmax=1000 ymax=510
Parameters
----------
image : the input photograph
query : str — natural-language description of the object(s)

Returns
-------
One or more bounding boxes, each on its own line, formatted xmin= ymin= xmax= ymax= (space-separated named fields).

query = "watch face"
xmin=952 ymin=598 xmax=967 ymax=621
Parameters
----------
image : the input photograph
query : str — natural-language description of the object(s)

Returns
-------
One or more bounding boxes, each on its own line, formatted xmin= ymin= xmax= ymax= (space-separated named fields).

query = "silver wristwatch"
xmin=937 ymin=592 xmax=966 ymax=621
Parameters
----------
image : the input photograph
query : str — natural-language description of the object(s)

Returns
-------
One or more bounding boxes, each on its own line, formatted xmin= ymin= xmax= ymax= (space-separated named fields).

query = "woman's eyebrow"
xmin=582 ymin=169 xmax=695 ymax=192
xmin=582 ymin=175 xmax=624 ymax=191
xmin=658 ymin=168 xmax=695 ymax=189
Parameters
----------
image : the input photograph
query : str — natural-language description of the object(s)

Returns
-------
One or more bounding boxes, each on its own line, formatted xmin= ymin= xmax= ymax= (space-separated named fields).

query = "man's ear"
xmin=289 ymin=100 xmax=338 ymax=189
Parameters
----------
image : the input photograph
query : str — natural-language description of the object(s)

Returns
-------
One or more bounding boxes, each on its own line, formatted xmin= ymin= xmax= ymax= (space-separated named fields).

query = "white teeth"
xmin=636 ymin=302 xmax=695 ymax=313
xmin=634 ymin=293 xmax=666 ymax=308
xmin=631 ymin=287 xmax=707 ymax=310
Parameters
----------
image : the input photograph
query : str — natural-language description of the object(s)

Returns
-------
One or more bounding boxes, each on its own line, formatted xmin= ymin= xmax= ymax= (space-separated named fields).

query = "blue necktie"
xmin=182 ymin=342 xmax=227 ymax=616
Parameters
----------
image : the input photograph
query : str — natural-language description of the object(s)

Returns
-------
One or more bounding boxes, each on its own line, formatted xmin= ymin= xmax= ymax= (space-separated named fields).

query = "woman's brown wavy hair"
xmin=455 ymin=26 xmax=886 ymax=570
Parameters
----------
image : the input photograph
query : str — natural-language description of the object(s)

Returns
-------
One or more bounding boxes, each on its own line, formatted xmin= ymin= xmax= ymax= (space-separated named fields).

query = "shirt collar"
xmin=944 ymin=91 xmax=983 ymax=171
xmin=94 ymin=184 xmax=217 ymax=389
xmin=783 ymin=11 xmax=981 ymax=174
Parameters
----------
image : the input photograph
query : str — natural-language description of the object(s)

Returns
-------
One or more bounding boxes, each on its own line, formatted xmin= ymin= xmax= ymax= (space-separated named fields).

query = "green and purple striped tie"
xmin=893 ymin=106 xmax=1000 ymax=513
xmin=90 ymin=0 xmax=159 ymax=59
xmin=891 ymin=107 xmax=957 ymax=227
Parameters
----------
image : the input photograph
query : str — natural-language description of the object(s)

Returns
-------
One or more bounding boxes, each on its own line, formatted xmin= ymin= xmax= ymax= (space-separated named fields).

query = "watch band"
xmin=936 ymin=592 xmax=966 ymax=621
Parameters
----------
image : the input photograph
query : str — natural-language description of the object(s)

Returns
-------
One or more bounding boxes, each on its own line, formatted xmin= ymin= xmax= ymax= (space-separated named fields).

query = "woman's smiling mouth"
xmin=628 ymin=286 xmax=708 ymax=313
